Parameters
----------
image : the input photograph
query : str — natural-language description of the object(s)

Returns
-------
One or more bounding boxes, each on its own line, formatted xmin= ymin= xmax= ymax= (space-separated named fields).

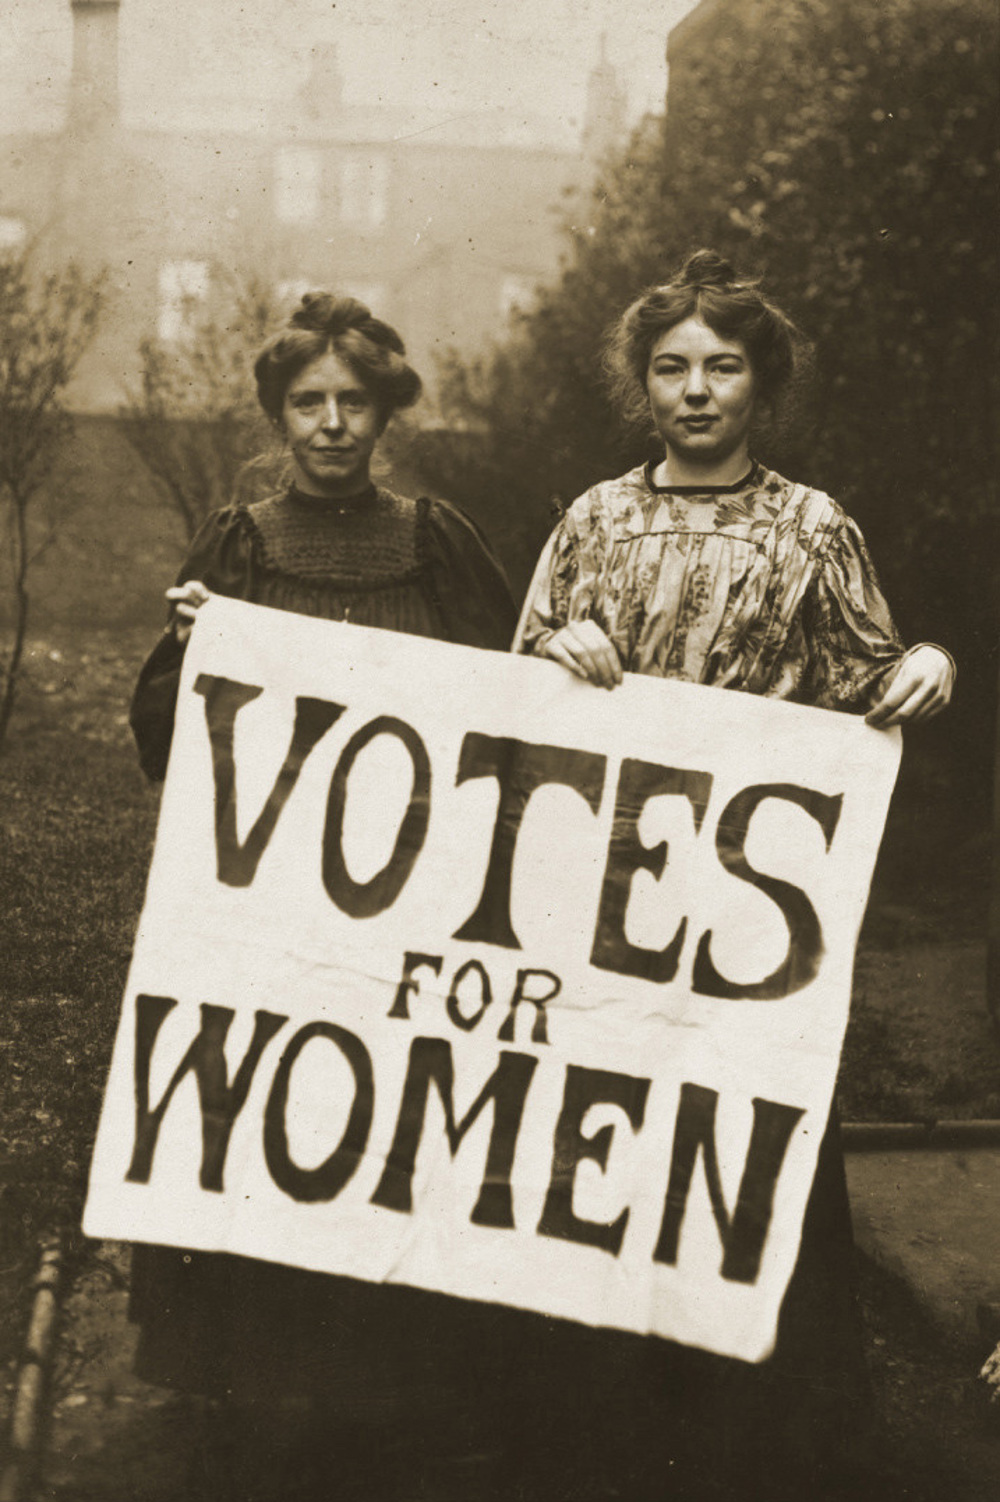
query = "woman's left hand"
xmin=865 ymin=645 xmax=954 ymax=727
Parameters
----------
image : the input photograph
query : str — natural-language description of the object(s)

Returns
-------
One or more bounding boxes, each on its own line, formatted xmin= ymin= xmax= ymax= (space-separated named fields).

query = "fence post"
xmin=0 ymin=1235 xmax=64 ymax=1502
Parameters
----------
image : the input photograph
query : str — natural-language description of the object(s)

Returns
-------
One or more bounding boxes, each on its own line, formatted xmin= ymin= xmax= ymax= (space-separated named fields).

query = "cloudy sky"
xmin=1 ymin=0 xmax=700 ymax=138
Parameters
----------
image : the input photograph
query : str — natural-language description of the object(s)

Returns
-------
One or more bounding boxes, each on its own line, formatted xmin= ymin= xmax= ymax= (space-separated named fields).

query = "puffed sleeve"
xmin=512 ymin=490 xmax=610 ymax=656
xmin=798 ymin=515 xmax=909 ymax=712
xmin=129 ymin=509 xmax=254 ymax=781
xmin=422 ymin=500 xmax=519 ymax=650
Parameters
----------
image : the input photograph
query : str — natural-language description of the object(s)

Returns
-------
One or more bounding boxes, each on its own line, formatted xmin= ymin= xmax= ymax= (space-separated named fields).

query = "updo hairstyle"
xmin=604 ymin=250 xmax=805 ymax=432
xmin=254 ymin=293 xmax=423 ymax=425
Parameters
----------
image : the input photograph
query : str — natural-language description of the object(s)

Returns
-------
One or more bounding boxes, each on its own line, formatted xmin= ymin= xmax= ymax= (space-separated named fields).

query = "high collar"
xmin=643 ymin=460 xmax=762 ymax=495
xmin=286 ymin=481 xmax=379 ymax=514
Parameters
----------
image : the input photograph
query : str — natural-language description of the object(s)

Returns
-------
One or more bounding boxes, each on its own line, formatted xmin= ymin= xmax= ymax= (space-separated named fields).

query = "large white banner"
xmin=85 ymin=596 xmax=901 ymax=1363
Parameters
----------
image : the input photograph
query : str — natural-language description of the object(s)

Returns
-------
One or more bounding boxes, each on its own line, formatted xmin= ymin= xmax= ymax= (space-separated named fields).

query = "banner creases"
xmin=85 ymin=596 xmax=901 ymax=1364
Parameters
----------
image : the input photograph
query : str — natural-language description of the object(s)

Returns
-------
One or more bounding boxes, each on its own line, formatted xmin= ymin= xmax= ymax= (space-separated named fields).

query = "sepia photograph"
xmin=1 ymin=1 xmax=997 ymax=1498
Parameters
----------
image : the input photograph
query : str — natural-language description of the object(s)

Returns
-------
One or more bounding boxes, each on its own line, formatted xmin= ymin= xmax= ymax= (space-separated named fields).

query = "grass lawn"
xmin=0 ymin=627 xmax=156 ymax=1369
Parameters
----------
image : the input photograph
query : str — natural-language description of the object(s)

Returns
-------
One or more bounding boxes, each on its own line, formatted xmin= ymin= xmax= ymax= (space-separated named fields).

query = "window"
xmin=274 ymin=148 xmax=321 ymax=225
xmin=498 ymin=274 xmax=535 ymax=320
xmin=276 ymin=278 xmax=312 ymax=310
xmin=340 ymin=155 xmax=388 ymax=229
xmin=158 ymin=260 xmax=209 ymax=342
xmin=0 ymin=217 xmax=26 ymax=253
xmin=340 ymin=282 xmax=386 ymax=313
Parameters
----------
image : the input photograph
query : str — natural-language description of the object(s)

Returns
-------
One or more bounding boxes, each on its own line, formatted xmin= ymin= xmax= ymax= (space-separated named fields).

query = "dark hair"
xmin=253 ymin=293 xmax=422 ymax=423
xmin=603 ymin=250 xmax=806 ymax=432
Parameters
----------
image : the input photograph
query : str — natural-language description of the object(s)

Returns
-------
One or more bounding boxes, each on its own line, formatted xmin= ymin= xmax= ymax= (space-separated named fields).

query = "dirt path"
xmin=38 ymin=1249 xmax=204 ymax=1502
xmin=18 ymin=1231 xmax=997 ymax=1502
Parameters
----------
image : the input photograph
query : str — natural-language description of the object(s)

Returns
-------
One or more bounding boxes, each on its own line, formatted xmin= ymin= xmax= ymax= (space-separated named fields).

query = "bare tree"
xmin=0 ymin=252 xmax=104 ymax=752
xmin=119 ymin=273 xmax=283 ymax=541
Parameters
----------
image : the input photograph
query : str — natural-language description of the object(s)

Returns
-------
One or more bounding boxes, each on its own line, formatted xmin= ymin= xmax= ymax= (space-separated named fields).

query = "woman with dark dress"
xmin=128 ymin=293 xmax=517 ymax=1499
xmin=505 ymin=251 xmax=954 ymax=1500
xmin=131 ymin=292 xmax=515 ymax=784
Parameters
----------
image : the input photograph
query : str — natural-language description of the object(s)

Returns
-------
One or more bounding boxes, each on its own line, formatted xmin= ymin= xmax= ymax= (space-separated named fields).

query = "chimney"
xmin=298 ymin=43 xmax=345 ymax=129
xmin=68 ymin=0 xmax=121 ymax=135
xmin=583 ymin=33 xmax=626 ymax=162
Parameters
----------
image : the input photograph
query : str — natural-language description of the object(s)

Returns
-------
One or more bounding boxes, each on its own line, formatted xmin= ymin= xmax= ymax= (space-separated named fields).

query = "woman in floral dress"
xmin=515 ymin=252 xmax=952 ymax=723
xmin=509 ymin=249 xmax=953 ymax=1499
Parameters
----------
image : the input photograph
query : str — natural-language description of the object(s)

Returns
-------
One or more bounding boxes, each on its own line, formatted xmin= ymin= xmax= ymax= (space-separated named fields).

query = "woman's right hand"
xmin=537 ymin=621 xmax=623 ymax=689
xmin=166 ymin=580 xmax=211 ymax=643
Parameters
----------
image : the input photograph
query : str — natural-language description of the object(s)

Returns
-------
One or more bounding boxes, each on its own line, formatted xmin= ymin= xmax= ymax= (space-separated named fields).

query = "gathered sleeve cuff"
xmin=903 ymin=640 xmax=958 ymax=687
xmin=422 ymin=499 xmax=518 ymax=651
xmin=800 ymin=514 xmax=917 ymax=713
xmin=129 ymin=509 xmax=253 ymax=782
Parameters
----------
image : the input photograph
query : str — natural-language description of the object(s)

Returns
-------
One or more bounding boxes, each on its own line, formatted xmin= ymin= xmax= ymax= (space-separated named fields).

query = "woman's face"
xmin=280 ymin=349 xmax=384 ymax=498
xmin=646 ymin=316 xmax=756 ymax=471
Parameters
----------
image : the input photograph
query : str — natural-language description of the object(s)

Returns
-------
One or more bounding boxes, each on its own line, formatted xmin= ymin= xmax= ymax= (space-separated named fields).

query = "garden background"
xmin=1 ymin=0 xmax=997 ymax=1492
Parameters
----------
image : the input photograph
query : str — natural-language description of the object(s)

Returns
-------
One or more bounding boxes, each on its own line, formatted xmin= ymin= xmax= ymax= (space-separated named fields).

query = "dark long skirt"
xmin=130 ymin=1115 xmax=871 ymax=1500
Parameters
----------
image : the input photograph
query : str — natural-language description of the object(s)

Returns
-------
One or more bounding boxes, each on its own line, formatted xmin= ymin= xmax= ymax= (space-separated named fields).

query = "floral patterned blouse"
xmin=514 ymin=461 xmax=920 ymax=713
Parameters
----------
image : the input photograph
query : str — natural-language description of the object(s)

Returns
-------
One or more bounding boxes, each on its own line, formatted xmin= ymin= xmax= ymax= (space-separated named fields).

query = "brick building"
xmin=0 ymin=1 xmax=627 ymax=409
